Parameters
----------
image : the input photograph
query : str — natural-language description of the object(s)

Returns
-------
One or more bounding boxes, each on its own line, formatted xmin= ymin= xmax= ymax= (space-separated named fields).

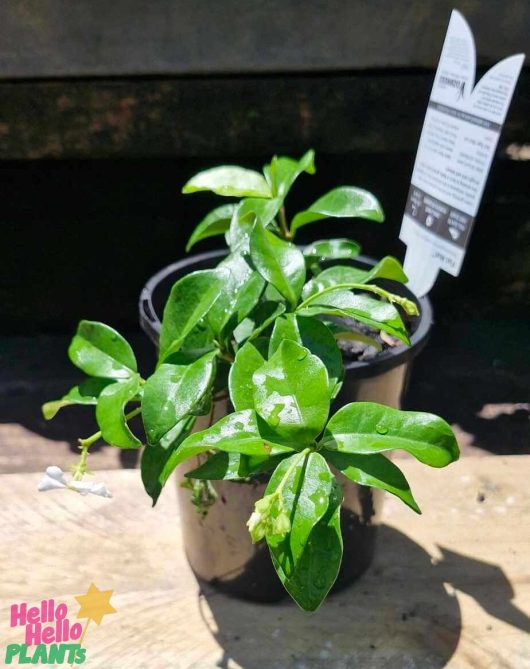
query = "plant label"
xmin=400 ymin=10 xmax=524 ymax=297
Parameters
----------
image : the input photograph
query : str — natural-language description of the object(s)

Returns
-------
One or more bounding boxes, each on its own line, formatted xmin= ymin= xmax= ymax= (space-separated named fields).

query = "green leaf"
xmin=182 ymin=166 xmax=271 ymax=198
xmin=266 ymin=452 xmax=343 ymax=611
xmin=297 ymin=289 xmax=410 ymax=345
xmin=326 ymin=451 xmax=420 ymax=513
xmin=302 ymin=265 xmax=367 ymax=300
xmin=291 ymin=186 xmax=384 ymax=234
xmin=185 ymin=451 xmax=248 ymax=480
xmin=95 ymin=374 xmax=142 ymax=448
xmin=42 ymin=378 xmax=113 ymax=420
xmin=269 ymin=314 xmax=343 ymax=398
xmin=227 ymin=198 xmax=284 ymax=253
xmin=303 ymin=257 xmax=408 ymax=302
xmin=160 ymin=409 xmax=296 ymax=486
xmin=164 ymin=320 xmax=216 ymax=364
xmin=228 ymin=338 xmax=268 ymax=411
xmin=323 ymin=402 xmax=460 ymax=467
xmin=303 ymin=239 xmax=361 ymax=262
xmin=159 ymin=269 xmax=226 ymax=361
xmin=241 ymin=197 xmax=283 ymax=226
xmin=186 ymin=451 xmax=290 ymax=480
xmin=253 ymin=339 xmax=329 ymax=443
xmin=207 ymin=253 xmax=265 ymax=339
xmin=249 ymin=224 xmax=305 ymax=307
xmin=68 ymin=321 xmax=137 ymax=380
xmin=363 ymin=255 xmax=408 ymax=283
xmin=141 ymin=416 xmax=195 ymax=505
xmin=142 ymin=352 xmax=216 ymax=446
xmin=226 ymin=208 xmax=256 ymax=253
xmin=264 ymin=149 xmax=315 ymax=198
xmin=330 ymin=328 xmax=382 ymax=352
xmin=186 ymin=204 xmax=237 ymax=252
xmin=233 ymin=300 xmax=286 ymax=344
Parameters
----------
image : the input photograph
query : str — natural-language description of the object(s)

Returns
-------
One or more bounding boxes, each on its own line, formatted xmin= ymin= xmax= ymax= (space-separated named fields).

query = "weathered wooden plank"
xmin=0 ymin=0 xmax=528 ymax=78
xmin=0 ymin=72 xmax=528 ymax=159
xmin=0 ymin=456 xmax=528 ymax=668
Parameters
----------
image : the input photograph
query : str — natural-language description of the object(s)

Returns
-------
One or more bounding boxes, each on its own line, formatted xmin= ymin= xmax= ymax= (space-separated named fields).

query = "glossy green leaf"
xmin=159 ymin=269 xmax=226 ymax=361
xmin=241 ymin=197 xmax=283 ymax=226
xmin=303 ymin=238 xmax=361 ymax=262
xmin=233 ymin=300 xmax=286 ymax=344
xmin=42 ymin=378 xmax=113 ymax=420
xmin=164 ymin=320 xmax=216 ymax=364
xmin=331 ymin=328 xmax=382 ymax=352
xmin=253 ymin=340 xmax=329 ymax=442
xmin=182 ymin=166 xmax=271 ymax=198
xmin=186 ymin=204 xmax=237 ymax=251
xmin=207 ymin=253 xmax=265 ymax=338
xmin=249 ymin=224 xmax=305 ymax=307
xmin=302 ymin=257 xmax=408 ymax=302
xmin=269 ymin=314 xmax=343 ymax=398
xmin=95 ymin=374 xmax=142 ymax=448
xmin=363 ymin=255 xmax=408 ymax=283
xmin=68 ymin=321 xmax=137 ymax=380
xmin=160 ymin=409 xmax=296 ymax=486
xmin=186 ymin=451 xmax=290 ymax=481
xmin=297 ymin=289 xmax=410 ymax=344
xmin=302 ymin=265 xmax=366 ymax=300
xmin=226 ymin=208 xmax=256 ymax=253
xmin=185 ymin=451 xmax=248 ymax=480
xmin=264 ymin=149 xmax=315 ymax=198
xmin=326 ymin=450 xmax=420 ymax=513
xmin=141 ymin=416 xmax=195 ymax=505
xmin=323 ymin=402 xmax=460 ymax=467
xmin=142 ymin=352 xmax=216 ymax=446
xmin=291 ymin=186 xmax=384 ymax=234
xmin=228 ymin=338 xmax=268 ymax=411
xmin=266 ymin=452 xmax=343 ymax=611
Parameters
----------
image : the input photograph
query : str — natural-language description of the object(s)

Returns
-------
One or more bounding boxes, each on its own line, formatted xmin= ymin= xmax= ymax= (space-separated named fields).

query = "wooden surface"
xmin=1 ymin=456 xmax=529 ymax=668
xmin=1 ymin=1 xmax=528 ymax=79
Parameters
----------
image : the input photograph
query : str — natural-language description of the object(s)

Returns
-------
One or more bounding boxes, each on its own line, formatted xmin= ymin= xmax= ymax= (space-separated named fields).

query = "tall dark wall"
xmin=0 ymin=1 xmax=528 ymax=336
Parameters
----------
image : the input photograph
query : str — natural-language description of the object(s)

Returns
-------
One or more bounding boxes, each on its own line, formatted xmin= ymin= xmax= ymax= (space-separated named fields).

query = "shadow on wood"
xmin=195 ymin=524 xmax=529 ymax=669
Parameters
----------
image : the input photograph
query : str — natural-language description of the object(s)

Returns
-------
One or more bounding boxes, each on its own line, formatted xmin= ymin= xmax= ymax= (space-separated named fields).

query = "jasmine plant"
xmin=42 ymin=150 xmax=459 ymax=611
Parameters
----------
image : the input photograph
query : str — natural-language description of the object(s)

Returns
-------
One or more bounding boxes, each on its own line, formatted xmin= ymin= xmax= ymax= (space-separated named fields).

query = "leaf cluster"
xmin=43 ymin=151 xmax=459 ymax=611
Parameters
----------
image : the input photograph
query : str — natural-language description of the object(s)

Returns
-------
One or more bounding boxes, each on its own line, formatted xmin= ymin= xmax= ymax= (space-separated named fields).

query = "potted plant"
xmin=41 ymin=150 xmax=459 ymax=612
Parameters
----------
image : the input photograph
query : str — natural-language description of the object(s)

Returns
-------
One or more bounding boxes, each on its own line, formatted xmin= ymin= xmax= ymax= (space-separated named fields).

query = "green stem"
xmin=77 ymin=406 xmax=142 ymax=451
xmin=72 ymin=443 xmax=90 ymax=481
xmin=276 ymin=448 xmax=310 ymax=497
xmin=297 ymin=282 xmax=418 ymax=315
xmin=278 ymin=206 xmax=292 ymax=240
xmin=214 ymin=340 xmax=235 ymax=364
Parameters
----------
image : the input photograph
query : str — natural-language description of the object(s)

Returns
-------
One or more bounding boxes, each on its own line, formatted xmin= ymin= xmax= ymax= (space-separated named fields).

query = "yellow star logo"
xmin=75 ymin=583 xmax=116 ymax=626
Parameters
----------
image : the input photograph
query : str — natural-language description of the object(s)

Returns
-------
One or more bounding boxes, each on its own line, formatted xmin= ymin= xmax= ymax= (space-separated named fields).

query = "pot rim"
xmin=139 ymin=249 xmax=432 ymax=378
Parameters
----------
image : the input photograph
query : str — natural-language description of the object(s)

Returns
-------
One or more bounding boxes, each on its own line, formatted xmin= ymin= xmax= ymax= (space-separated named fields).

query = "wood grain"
xmin=0 ymin=456 xmax=528 ymax=668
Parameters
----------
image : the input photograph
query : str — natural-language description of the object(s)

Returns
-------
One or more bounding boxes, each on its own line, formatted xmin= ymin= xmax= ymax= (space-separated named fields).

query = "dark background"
xmin=1 ymin=0 xmax=529 ymax=464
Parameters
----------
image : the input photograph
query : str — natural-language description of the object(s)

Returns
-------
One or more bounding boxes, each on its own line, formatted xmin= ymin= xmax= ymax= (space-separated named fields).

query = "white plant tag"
xmin=400 ymin=10 xmax=524 ymax=297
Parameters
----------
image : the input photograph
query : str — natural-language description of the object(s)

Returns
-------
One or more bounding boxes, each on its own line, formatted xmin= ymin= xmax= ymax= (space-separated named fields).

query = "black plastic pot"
xmin=139 ymin=250 xmax=432 ymax=602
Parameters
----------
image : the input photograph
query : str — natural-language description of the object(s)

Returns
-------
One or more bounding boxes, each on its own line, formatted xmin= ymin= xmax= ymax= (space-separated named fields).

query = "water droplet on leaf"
xmin=376 ymin=425 xmax=388 ymax=435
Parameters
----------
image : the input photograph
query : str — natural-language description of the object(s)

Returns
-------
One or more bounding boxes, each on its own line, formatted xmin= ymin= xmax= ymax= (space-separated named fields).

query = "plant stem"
xmin=214 ymin=340 xmax=235 ymax=364
xmin=276 ymin=448 xmax=310 ymax=497
xmin=72 ymin=405 xmax=142 ymax=480
xmin=297 ymin=282 xmax=418 ymax=315
xmin=278 ymin=206 xmax=292 ymax=240
xmin=77 ymin=407 xmax=142 ymax=451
